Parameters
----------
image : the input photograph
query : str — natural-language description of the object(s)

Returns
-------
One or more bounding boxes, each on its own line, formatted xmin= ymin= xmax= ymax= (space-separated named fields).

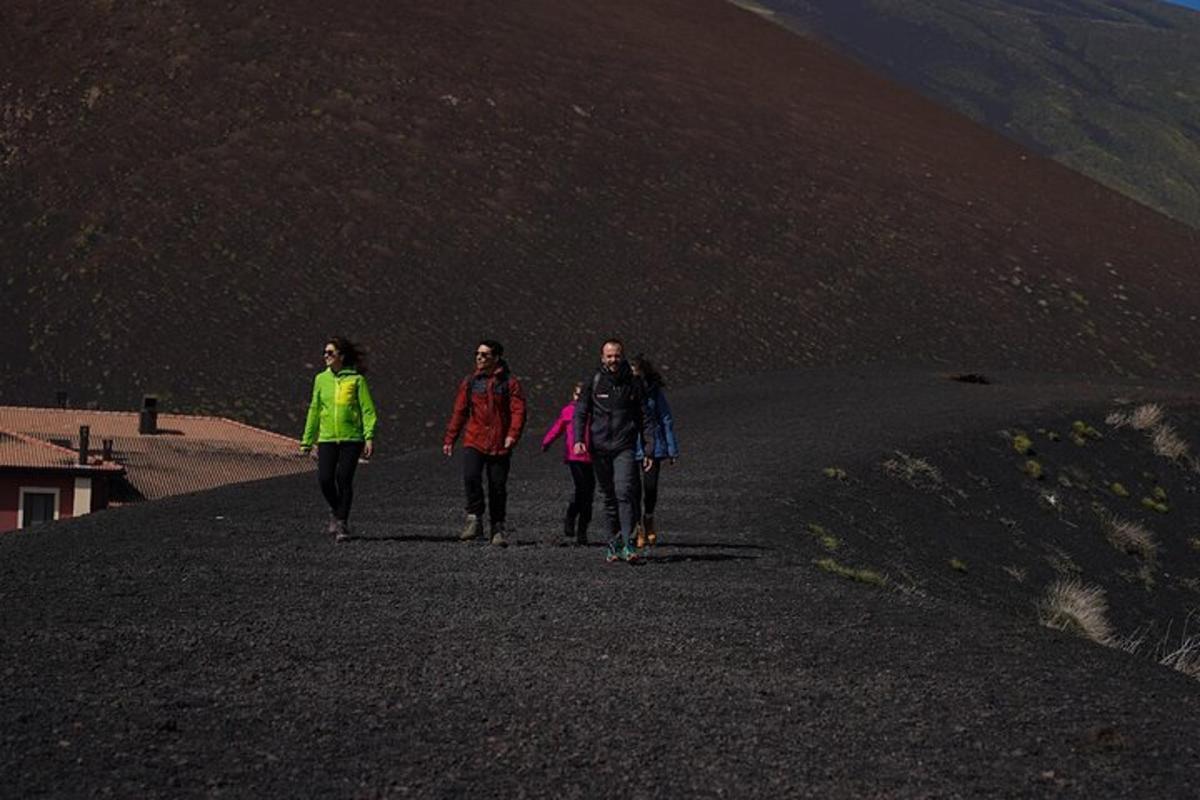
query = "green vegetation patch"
xmin=805 ymin=523 xmax=840 ymax=552
xmin=814 ymin=558 xmax=887 ymax=587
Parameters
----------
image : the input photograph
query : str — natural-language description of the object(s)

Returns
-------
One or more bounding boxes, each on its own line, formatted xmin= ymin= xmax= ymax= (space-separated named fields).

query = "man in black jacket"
xmin=573 ymin=338 xmax=657 ymax=562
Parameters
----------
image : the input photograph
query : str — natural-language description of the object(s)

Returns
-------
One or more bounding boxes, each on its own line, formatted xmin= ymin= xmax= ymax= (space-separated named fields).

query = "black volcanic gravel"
xmin=4 ymin=367 xmax=1200 ymax=797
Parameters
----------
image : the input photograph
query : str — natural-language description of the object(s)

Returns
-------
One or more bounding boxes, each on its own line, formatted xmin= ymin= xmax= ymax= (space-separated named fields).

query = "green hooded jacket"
xmin=301 ymin=367 xmax=378 ymax=447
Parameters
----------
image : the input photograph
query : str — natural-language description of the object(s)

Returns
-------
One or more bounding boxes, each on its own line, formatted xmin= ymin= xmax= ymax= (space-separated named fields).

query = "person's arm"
xmin=442 ymin=379 xmax=470 ymax=456
xmin=572 ymin=377 xmax=593 ymax=455
xmin=504 ymin=378 xmax=526 ymax=450
xmin=658 ymin=390 xmax=678 ymax=460
xmin=358 ymin=376 xmax=378 ymax=459
xmin=639 ymin=384 xmax=658 ymax=470
xmin=300 ymin=376 xmax=321 ymax=451
xmin=542 ymin=407 xmax=568 ymax=450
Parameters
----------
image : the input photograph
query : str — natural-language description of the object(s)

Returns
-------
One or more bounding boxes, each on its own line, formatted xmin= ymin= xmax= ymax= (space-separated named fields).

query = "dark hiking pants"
xmin=463 ymin=447 xmax=511 ymax=524
xmin=317 ymin=441 xmax=364 ymax=521
xmin=593 ymin=449 xmax=639 ymax=548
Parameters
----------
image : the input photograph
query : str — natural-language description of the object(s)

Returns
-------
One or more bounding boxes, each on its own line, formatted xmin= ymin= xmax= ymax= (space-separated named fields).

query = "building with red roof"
xmin=0 ymin=398 xmax=312 ymax=533
xmin=0 ymin=428 xmax=125 ymax=532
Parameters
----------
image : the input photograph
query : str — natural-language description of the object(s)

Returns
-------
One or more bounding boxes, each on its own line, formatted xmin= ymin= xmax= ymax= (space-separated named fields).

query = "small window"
xmin=19 ymin=489 xmax=59 ymax=529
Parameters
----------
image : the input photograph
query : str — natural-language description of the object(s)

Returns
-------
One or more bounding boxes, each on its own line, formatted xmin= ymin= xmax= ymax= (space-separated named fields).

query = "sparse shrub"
xmin=1109 ymin=482 xmax=1129 ymax=497
xmin=948 ymin=558 xmax=967 ymax=573
xmin=822 ymin=467 xmax=848 ymax=480
xmin=1070 ymin=420 xmax=1102 ymax=446
xmin=1012 ymin=433 xmax=1034 ymax=455
xmin=1160 ymin=638 xmax=1200 ymax=680
xmin=1155 ymin=618 xmax=1200 ymax=681
xmin=881 ymin=451 xmax=942 ymax=491
xmin=1038 ymin=579 xmax=1114 ymax=646
xmin=1151 ymin=424 xmax=1189 ymax=461
xmin=1189 ymin=537 xmax=1200 ymax=552
xmin=1105 ymin=410 xmax=1130 ymax=428
xmin=814 ymin=558 xmax=886 ymax=587
xmin=1103 ymin=516 xmax=1156 ymax=561
xmin=805 ymin=523 xmax=840 ymax=551
xmin=1130 ymin=404 xmax=1164 ymax=431
xmin=1002 ymin=565 xmax=1027 ymax=582
xmin=1046 ymin=431 xmax=1061 ymax=442
xmin=1140 ymin=497 xmax=1169 ymax=514
xmin=1153 ymin=486 xmax=1168 ymax=501
xmin=1023 ymin=459 xmax=1044 ymax=480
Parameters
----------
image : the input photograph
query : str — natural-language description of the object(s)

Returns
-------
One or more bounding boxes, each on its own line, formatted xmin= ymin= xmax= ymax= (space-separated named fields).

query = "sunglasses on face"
xmin=323 ymin=350 xmax=338 ymax=357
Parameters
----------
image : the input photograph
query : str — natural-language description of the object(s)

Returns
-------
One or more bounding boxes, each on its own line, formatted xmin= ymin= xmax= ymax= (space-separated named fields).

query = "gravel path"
xmin=4 ymin=367 xmax=1200 ymax=797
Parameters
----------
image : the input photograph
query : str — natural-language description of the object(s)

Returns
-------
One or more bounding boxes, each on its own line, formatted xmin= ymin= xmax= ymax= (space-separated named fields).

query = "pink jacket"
xmin=542 ymin=401 xmax=591 ymax=463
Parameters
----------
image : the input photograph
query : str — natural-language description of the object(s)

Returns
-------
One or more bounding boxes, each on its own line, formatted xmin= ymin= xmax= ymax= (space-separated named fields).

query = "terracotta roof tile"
xmin=0 ymin=407 xmax=308 ymax=500
xmin=0 ymin=429 xmax=123 ymax=472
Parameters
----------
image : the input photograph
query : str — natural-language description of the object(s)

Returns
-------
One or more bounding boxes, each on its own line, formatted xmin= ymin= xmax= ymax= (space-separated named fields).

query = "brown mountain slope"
xmin=1 ymin=0 xmax=1198 ymax=438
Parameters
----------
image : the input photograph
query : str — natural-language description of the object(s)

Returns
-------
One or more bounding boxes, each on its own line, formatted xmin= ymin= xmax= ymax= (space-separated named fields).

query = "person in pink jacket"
xmin=541 ymin=381 xmax=594 ymax=545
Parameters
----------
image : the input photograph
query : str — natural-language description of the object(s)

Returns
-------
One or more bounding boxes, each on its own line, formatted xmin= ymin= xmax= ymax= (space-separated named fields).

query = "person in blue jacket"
xmin=631 ymin=354 xmax=678 ymax=548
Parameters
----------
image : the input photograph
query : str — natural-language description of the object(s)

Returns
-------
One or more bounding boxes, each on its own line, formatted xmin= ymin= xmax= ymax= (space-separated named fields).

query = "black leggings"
xmin=567 ymin=462 xmax=595 ymax=527
xmin=317 ymin=441 xmax=364 ymax=521
xmin=639 ymin=459 xmax=662 ymax=517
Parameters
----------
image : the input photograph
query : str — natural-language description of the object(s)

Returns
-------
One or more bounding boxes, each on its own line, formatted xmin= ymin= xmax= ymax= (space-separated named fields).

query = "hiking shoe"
xmin=621 ymin=544 xmax=641 ymax=563
xmin=634 ymin=521 xmax=646 ymax=550
xmin=459 ymin=513 xmax=482 ymax=541
xmin=490 ymin=521 xmax=508 ymax=547
xmin=605 ymin=543 xmax=621 ymax=563
xmin=645 ymin=515 xmax=657 ymax=547
xmin=334 ymin=519 xmax=350 ymax=542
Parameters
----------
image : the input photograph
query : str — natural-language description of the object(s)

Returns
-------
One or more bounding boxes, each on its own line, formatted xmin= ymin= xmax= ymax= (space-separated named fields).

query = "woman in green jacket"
xmin=301 ymin=336 xmax=377 ymax=541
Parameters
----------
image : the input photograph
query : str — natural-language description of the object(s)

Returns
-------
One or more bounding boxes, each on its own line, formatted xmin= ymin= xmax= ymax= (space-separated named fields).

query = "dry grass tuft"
xmin=1151 ymin=424 xmax=1189 ymax=460
xmin=1105 ymin=410 xmax=1130 ymax=428
xmin=1130 ymin=403 xmax=1164 ymax=431
xmin=1159 ymin=639 xmax=1200 ymax=679
xmin=1103 ymin=516 xmax=1157 ymax=562
xmin=1038 ymin=579 xmax=1114 ymax=646
xmin=881 ymin=451 xmax=943 ymax=491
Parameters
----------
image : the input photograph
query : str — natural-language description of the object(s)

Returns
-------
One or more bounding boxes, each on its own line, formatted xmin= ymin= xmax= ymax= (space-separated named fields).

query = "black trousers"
xmin=639 ymin=458 xmax=662 ymax=516
xmin=317 ymin=441 xmax=364 ymax=521
xmin=592 ymin=449 xmax=639 ymax=547
xmin=567 ymin=462 xmax=595 ymax=528
xmin=463 ymin=447 xmax=511 ymax=524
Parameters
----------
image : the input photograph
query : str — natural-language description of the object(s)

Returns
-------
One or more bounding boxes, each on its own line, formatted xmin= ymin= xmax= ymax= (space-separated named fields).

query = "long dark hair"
xmin=328 ymin=336 xmax=368 ymax=374
xmin=631 ymin=353 xmax=664 ymax=388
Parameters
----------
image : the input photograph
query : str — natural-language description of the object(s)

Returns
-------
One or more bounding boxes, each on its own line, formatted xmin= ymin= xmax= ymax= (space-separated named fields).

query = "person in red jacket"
xmin=442 ymin=339 xmax=526 ymax=546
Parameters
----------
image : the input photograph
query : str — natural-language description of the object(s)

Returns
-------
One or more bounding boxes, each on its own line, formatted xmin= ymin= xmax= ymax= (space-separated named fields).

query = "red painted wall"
xmin=0 ymin=473 xmax=77 ymax=533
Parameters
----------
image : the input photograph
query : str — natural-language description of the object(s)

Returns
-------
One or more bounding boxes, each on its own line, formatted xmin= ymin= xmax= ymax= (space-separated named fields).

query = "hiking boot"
xmin=645 ymin=515 xmax=657 ymax=547
xmin=459 ymin=513 xmax=482 ymax=541
xmin=334 ymin=519 xmax=350 ymax=542
xmin=490 ymin=521 xmax=508 ymax=547
xmin=634 ymin=521 xmax=646 ymax=550
xmin=605 ymin=543 xmax=621 ymax=563
xmin=621 ymin=543 xmax=641 ymax=563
